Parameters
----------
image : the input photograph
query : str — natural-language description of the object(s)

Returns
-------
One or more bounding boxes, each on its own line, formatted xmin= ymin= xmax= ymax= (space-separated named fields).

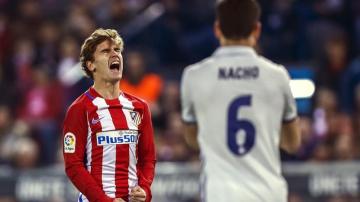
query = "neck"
xmin=93 ymin=80 xmax=121 ymax=99
xmin=220 ymin=36 xmax=256 ymax=47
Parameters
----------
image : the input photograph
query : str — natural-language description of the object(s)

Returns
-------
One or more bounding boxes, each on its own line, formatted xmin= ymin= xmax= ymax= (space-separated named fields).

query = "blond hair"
xmin=80 ymin=28 xmax=124 ymax=79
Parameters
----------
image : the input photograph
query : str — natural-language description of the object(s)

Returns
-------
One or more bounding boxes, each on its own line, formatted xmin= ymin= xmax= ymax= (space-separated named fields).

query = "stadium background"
xmin=1 ymin=0 xmax=360 ymax=201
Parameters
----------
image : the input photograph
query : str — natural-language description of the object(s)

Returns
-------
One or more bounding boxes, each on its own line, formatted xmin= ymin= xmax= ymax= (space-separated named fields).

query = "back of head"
xmin=216 ymin=0 xmax=261 ymax=40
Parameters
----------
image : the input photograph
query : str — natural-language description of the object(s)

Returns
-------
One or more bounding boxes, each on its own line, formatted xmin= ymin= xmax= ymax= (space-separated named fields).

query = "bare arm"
xmin=183 ymin=123 xmax=199 ymax=151
xmin=280 ymin=118 xmax=301 ymax=154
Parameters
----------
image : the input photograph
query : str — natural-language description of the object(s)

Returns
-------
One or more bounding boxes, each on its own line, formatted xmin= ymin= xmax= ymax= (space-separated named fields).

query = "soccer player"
xmin=180 ymin=0 xmax=301 ymax=201
xmin=63 ymin=29 xmax=156 ymax=202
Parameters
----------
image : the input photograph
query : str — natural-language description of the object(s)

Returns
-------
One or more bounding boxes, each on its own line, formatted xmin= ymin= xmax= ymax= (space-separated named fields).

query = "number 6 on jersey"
xmin=227 ymin=95 xmax=256 ymax=156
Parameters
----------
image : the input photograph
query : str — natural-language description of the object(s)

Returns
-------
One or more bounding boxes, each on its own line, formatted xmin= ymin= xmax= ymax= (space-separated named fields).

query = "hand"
xmin=113 ymin=198 xmax=126 ymax=202
xmin=129 ymin=186 xmax=146 ymax=202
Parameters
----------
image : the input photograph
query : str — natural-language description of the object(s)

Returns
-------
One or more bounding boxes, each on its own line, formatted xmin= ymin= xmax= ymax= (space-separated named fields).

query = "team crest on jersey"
xmin=129 ymin=111 xmax=141 ymax=126
xmin=64 ymin=132 xmax=76 ymax=153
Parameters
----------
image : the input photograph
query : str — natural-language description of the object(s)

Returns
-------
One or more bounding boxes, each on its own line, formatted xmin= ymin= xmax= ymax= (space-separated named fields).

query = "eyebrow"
xmin=100 ymin=48 xmax=110 ymax=52
xmin=99 ymin=47 xmax=121 ymax=53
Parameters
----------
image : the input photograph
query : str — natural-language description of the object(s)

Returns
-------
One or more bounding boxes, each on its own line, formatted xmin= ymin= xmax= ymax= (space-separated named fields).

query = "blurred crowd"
xmin=1 ymin=0 xmax=360 ymax=201
xmin=0 ymin=0 xmax=217 ymax=169
xmin=0 ymin=0 xmax=359 ymax=177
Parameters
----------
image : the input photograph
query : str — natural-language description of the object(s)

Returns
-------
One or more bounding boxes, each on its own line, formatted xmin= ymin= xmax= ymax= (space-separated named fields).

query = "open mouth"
xmin=109 ymin=61 xmax=120 ymax=70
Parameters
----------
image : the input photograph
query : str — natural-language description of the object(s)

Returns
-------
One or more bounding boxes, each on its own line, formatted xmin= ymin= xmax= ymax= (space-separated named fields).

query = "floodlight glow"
xmin=290 ymin=79 xmax=315 ymax=99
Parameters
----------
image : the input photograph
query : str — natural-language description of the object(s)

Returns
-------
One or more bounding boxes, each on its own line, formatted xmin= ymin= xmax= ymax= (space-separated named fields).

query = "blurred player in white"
xmin=180 ymin=0 xmax=301 ymax=201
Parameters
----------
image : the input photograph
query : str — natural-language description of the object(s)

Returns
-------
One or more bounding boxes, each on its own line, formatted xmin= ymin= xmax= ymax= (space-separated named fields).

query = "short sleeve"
xmin=281 ymin=67 xmax=298 ymax=122
xmin=180 ymin=67 xmax=197 ymax=123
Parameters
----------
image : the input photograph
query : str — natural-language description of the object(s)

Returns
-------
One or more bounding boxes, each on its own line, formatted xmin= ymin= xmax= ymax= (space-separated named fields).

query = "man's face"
xmin=89 ymin=39 xmax=123 ymax=83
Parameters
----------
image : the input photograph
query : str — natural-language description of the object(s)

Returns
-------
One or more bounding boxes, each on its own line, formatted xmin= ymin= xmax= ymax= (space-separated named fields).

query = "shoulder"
xmin=122 ymin=92 xmax=149 ymax=109
xmin=184 ymin=57 xmax=214 ymax=73
xmin=257 ymin=56 xmax=285 ymax=72
xmin=182 ymin=57 xmax=214 ymax=81
xmin=66 ymin=93 xmax=88 ymax=116
xmin=257 ymin=56 xmax=290 ymax=78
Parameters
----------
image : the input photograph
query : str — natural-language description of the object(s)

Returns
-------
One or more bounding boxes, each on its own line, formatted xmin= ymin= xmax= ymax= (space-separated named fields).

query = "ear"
xmin=214 ymin=20 xmax=223 ymax=41
xmin=86 ymin=61 xmax=95 ymax=72
xmin=253 ymin=22 xmax=262 ymax=41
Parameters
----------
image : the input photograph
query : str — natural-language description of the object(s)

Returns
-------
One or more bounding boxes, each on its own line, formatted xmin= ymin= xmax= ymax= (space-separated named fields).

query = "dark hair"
xmin=80 ymin=28 xmax=124 ymax=79
xmin=216 ymin=0 xmax=261 ymax=39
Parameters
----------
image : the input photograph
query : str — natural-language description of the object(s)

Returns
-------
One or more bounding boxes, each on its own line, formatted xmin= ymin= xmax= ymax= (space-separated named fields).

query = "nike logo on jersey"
xmin=91 ymin=117 xmax=104 ymax=125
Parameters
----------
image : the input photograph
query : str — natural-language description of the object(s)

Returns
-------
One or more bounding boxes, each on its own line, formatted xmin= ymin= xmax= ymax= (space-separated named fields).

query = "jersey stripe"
xmin=104 ymin=98 xmax=130 ymax=199
xmin=86 ymin=98 xmax=104 ymax=196
xmin=83 ymin=113 xmax=92 ymax=202
xmin=86 ymin=113 xmax=92 ymax=172
xmin=119 ymin=94 xmax=138 ymax=130
xmin=92 ymin=97 xmax=116 ymax=198
xmin=119 ymin=94 xmax=139 ymax=198
xmin=128 ymin=96 xmax=146 ymax=195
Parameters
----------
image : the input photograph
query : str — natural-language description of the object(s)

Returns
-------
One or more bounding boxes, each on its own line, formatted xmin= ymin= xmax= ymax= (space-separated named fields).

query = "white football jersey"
xmin=181 ymin=46 xmax=297 ymax=202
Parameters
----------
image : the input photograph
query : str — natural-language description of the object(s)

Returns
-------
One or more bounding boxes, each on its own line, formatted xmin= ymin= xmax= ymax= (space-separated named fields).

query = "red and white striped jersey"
xmin=63 ymin=87 xmax=156 ymax=202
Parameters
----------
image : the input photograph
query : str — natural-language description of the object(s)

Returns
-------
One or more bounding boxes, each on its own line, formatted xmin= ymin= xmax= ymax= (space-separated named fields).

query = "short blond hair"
xmin=80 ymin=28 xmax=124 ymax=79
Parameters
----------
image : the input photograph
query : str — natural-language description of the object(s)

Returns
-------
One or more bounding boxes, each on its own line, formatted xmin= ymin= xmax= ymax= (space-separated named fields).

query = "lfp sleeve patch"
xmin=64 ymin=132 xmax=76 ymax=153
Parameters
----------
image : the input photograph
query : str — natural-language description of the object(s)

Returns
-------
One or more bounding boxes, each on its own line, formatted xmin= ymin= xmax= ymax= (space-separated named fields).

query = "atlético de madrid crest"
xmin=129 ymin=111 xmax=141 ymax=126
